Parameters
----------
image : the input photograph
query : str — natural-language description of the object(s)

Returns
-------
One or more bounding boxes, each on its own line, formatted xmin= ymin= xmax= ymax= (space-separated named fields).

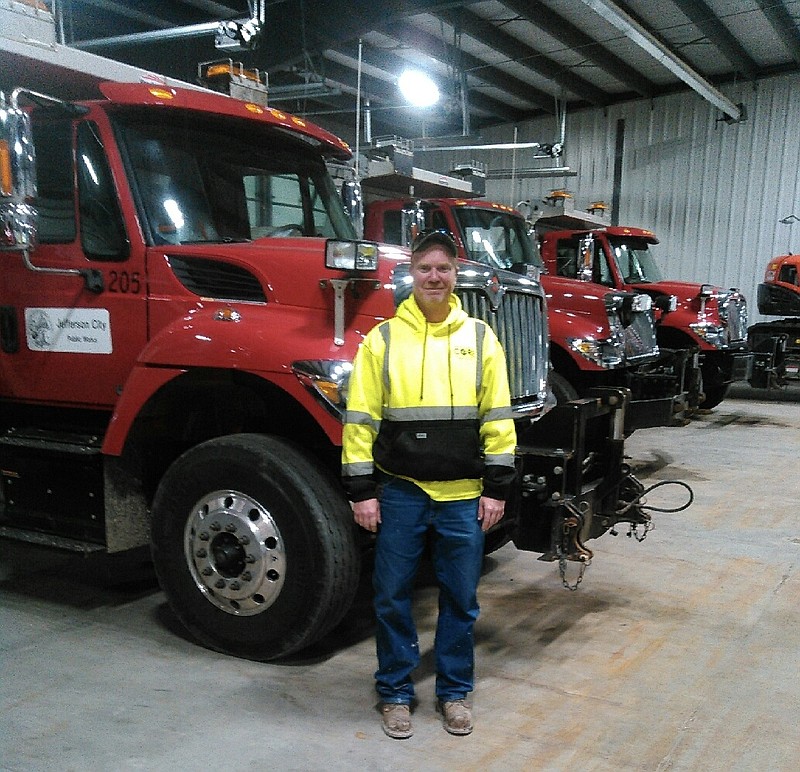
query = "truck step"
xmin=0 ymin=428 xmax=105 ymax=545
xmin=0 ymin=426 xmax=103 ymax=454
xmin=0 ymin=525 xmax=105 ymax=552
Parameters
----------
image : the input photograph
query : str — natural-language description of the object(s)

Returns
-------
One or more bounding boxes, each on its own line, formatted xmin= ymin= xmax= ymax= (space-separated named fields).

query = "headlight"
xmin=325 ymin=239 xmax=379 ymax=271
xmin=689 ymin=321 xmax=727 ymax=347
xmin=567 ymin=337 xmax=623 ymax=368
xmin=292 ymin=359 xmax=353 ymax=420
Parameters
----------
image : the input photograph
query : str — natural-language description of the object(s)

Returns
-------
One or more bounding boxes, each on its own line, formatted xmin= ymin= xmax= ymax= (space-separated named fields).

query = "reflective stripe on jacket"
xmin=342 ymin=293 xmax=517 ymax=502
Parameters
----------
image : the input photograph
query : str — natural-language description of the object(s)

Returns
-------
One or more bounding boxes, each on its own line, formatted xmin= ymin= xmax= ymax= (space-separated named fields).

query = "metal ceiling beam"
xmin=177 ymin=0 xmax=243 ymax=17
xmin=72 ymin=0 xmax=174 ymax=30
xmin=755 ymin=0 xmax=800 ymax=64
xmin=303 ymin=57 xmax=456 ymax=134
xmin=434 ymin=6 xmax=609 ymax=106
xmin=381 ymin=20 xmax=555 ymax=114
xmin=249 ymin=0 xmax=483 ymax=70
xmin=313 ymin=53 xmax=523 ymax=133
xmin=671 ymin=0 xmax=758 ymax=78
xmin=501 ymin=0 xmax=656 ymax=98
xmin=578 ymin=0 xmax=743 ymax=122
xmin=330 ymin=42 xmax=525 ymax=123
xmin=275 ymin=93 xmax=425 ymax=139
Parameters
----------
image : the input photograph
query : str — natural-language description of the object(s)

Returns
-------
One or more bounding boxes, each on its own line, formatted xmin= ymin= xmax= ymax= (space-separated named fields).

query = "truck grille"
xmin=457 ymin=288 xmax=548 ymax=402
xmin=621 ymin=309 xmax=659 ymax=362
xmin=720 ymin=292 xmax=748 ymax=343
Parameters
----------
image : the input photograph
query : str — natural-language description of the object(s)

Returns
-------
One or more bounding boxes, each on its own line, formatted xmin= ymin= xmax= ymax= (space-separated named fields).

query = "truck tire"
xmin=150 ymin=434 xmax=360 ymax=661
xmin=549 ymin=371 xmax=580 ymax=404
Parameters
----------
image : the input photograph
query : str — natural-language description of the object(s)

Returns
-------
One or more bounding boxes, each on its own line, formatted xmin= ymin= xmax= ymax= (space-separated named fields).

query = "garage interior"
xmin=4 ymin=389 xmax=799 ymax=769
xmin=2 ymin=1 xmax=800 ymax=769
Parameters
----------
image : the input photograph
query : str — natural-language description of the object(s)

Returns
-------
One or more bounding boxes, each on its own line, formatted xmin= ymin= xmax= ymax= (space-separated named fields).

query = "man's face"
xmin=410 ymin=245 xmax=457 ymax=314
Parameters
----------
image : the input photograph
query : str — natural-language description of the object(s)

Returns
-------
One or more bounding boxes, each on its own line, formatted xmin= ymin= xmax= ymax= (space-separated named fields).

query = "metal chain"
xmin=558 ymin=551 xmax=588 ymax=591
xmin=557 ymin=501 xmax=593 ymax=590
xmin=626 ymin=517 xmax=654 ymax=542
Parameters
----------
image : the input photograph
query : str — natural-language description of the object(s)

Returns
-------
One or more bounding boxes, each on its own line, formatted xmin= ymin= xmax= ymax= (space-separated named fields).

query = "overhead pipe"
xmin=578 ymin=0 xmax=743 ymax=123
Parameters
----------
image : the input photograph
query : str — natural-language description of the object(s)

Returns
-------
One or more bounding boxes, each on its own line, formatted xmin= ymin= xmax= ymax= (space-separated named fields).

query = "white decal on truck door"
xmin=25 ymin=308 xmax=113 ymax=354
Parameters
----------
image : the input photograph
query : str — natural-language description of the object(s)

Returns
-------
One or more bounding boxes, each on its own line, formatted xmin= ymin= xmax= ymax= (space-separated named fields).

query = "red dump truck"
xmin=0 ymin=10 xmax=656 ymax=660
xmin=538 ymin=223 xmax=751 ymax=409
xmin=364 ymin=195 xmax=694 ymax=431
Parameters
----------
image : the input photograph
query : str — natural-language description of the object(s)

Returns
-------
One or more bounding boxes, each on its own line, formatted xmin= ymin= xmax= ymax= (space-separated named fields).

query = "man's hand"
xmin=478 ymin=496 xmax=505 ymax=532
xmin=353 ymin=498 xmax=381 ymax=532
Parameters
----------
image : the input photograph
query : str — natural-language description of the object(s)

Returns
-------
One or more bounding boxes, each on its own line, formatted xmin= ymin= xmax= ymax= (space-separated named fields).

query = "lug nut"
xmin=210 ymin=522 xmax=221 ymax=531
xmin=239 ymin=535 xmax=250 ymax=545
xmin=202 ymin=567 xmax=213 ymax=576
xmin=241 ymin=571 xmax=252 ymax=581
xmin=199 ymin=532 xmax=209 ymax=541
xmin=225 ymin=523 xmax=236 ymax=532
xmin=245 ymin=554 xmax=256 ymax=564
xmin=215 ymin=579 xmax=226 ymax=589
xmin=196 ymin=548 xmax=207 ymax=558
xmin=229 ymin=581 xmax=241 ymax=590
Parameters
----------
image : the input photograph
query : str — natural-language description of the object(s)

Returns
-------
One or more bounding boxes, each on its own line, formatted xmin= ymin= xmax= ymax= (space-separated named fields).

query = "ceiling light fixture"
xmin=398 ymin=70 xmax=439 ymax=108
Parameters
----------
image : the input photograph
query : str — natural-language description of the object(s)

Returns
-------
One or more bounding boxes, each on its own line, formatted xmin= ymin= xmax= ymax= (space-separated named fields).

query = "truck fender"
xmin=102 ymin=366 xmax=186 ymax=456
xmin=547 ymin=306 xmax=607 ymax=373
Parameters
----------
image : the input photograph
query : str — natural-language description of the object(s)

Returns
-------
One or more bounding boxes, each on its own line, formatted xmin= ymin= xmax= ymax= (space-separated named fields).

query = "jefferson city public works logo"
xmin=485 ymin=272 xmax=505 ymax=310
xmin=27 ymin=309 xmax=53 ymax=349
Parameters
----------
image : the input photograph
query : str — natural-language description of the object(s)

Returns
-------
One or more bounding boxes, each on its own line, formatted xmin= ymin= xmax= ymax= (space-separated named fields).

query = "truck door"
xmin=0 ymin=115 xmax=147 ymax=408
xmin=555 ymin=236 xmax=615 ymax=286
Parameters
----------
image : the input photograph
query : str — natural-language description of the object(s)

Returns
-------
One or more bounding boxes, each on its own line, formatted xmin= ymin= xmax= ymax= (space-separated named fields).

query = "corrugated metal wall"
xmin=439 ymin=72 xmax=800 ymax=324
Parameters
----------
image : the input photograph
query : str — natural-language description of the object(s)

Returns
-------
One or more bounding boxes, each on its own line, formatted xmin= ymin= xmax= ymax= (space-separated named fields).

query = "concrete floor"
xmin=2 ymin=386 xmax=799 ymax=771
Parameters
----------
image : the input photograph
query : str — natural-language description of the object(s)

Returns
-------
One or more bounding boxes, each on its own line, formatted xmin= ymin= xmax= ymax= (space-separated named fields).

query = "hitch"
xmin=538 ymin=500 xmax=594 ymax=590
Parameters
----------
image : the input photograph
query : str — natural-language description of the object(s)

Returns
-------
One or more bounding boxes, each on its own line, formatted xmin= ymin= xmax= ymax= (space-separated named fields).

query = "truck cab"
xmin=748 ymin=253 xmax=800 ymax=386
xmin=540 ymin=225 xmax=751 ymax=409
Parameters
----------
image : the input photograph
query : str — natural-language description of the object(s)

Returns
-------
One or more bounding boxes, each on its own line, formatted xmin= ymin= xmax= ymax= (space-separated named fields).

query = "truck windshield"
xmin=453 ymin=208 xmax=542 ymax=271
xmin=113 ymin=110 xmax=356 ymax=246
xmin=608 ymin=238 xmax=663 ymax=284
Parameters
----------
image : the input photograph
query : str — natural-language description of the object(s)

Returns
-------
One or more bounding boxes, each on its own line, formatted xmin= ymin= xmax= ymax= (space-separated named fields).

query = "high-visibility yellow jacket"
xmin=342 ymin=293 xmax=517 ymax=502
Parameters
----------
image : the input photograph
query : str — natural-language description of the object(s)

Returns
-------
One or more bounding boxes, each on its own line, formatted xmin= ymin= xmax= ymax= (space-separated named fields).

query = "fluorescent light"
xmin=398 ymin=70 xmax=439 ymax=107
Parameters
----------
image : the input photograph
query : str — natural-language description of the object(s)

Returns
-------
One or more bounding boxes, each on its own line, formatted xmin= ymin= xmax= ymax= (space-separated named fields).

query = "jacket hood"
xmin=396 ymin=293 xmax=469 ymax=334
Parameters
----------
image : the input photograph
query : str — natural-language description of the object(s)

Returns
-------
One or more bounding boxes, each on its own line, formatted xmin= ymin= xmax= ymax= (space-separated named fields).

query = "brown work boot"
xmin=380 ymin=702 xmax=413 ymax=739
xmin=436 ymin=699 xmax=473 ymax=735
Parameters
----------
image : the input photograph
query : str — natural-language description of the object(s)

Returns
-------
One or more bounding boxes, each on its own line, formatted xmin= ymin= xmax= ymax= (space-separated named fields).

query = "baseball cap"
xmin=410 ymin=230 xmax=458 ymax=260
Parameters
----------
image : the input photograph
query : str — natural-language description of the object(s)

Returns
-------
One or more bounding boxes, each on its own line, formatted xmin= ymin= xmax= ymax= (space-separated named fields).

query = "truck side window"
xmin=30 ymin=119 xmax=76 ymax=243
xmin=382 ymin=210 xmax=401 ymax=244
xmin=430 ymin=209 xmax=449 ymax=233
xmin=778 ymin=264 xmax=797 ymax=286
xmin=556 ymin=241 xmax=578 ymax=277
xmin=76 ymin=122 xmax=129 ymax=261
xmin=595 ymin=243 xmax=614 ymax=285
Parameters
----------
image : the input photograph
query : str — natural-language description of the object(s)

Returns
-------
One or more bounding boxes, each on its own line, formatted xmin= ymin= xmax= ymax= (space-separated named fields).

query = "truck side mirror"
xmin=0 ymin=92 xmax=38 ymax=250
xmin=578 ymin=235 xmax=594 ymax=282
xmin=340 ymin=180 xmax=364 ymax=239
xmin=400 ymin=201 xmax=426 ymax=248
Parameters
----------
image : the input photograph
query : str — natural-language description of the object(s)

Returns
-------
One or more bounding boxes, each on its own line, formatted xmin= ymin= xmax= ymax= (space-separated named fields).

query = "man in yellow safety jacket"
xmin=342 ymin=231 xmax=517 ymax=739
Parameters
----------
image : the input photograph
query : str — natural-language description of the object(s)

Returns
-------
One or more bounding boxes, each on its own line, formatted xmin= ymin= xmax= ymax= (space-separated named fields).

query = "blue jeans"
xmin=373 ymin=475 xmax=484 ymax=704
